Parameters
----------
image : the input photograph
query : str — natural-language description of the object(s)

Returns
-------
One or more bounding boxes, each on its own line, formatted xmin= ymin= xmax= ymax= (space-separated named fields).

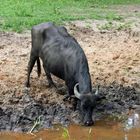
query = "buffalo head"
xmin=74 ymin=83 xmax=101 ymax=126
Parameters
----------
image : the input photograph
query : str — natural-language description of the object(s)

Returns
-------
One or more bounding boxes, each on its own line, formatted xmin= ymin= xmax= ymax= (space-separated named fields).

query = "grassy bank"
xmin=0 ymin=0 xmax=140 ymax=32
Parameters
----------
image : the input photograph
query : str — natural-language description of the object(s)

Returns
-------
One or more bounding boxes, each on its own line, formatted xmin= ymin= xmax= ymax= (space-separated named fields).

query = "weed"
xmin=98 ymin=21 xmax=113 ymax=30
xmin=62 ymin=127 xmax=70 ymax=140
xmin=88 ymin=128 xmax=92 ymax=140
xmin=98 ymin=21 xmax=131 ymax=31
xmin=116 ymin=23 xmax=131 ymax=31
xmin=29 ymin=116 xmax=42 ymax=134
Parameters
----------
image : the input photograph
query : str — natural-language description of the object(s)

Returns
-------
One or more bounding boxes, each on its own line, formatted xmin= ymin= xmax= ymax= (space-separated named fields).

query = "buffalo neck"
xmin=78 ymin=57 xmax=92 ymax=94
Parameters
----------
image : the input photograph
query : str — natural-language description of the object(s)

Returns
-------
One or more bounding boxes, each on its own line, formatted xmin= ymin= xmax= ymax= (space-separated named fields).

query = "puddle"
xmin=0 ymin=116 xmax=140 ymax=140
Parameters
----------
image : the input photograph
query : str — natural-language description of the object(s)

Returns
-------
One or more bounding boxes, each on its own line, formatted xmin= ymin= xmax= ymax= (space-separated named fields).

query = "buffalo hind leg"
xmin=25 ymin=56 xmax=37 ymax=87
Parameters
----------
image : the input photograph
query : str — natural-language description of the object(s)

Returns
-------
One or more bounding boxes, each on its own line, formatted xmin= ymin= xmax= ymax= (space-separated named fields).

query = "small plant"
xmin=85 ymin=23 xmax=92 ymax=29
xmin=29 ymin=116 xmax=42 ymax=134
xmin=98 ymin=21 xmax=113 ymax=30
xmin=62 ymin=127 xmax=70 ymax=140
xmin=116 ymin=23 xmax=131 ymax=31
xmin=98 ymin=21 xmax=131 ymax=31
xmin=88 ymin=128 xmax=92 ymax=140
xmin=106 ymin=14 xmax=123 ymax=21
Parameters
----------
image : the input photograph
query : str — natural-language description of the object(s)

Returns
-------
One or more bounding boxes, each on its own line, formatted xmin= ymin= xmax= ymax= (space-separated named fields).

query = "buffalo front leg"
xmin=63 ymin=82 xmax=74 ymax=100
xmin=43 ymin=66 xmax=56 ymax=88
xmin=64 ymin=82 xmax=77 ymax=110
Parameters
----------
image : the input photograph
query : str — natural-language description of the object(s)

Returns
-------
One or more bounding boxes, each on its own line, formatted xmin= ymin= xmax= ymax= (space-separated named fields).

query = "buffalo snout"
xmin=84 ymin=120 xmax=94 ymax=126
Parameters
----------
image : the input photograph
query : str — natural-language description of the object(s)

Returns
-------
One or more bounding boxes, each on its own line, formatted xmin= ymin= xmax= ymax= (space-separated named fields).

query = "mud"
xmin=0 ymin=84 xmax=140 ymax=132
xmin=0 ymin=18 xmax=140 ymax=132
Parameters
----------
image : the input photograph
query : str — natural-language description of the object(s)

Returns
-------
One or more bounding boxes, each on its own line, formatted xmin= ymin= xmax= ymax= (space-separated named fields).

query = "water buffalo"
xmin=26 ymin=22 xmax=100 ymax=126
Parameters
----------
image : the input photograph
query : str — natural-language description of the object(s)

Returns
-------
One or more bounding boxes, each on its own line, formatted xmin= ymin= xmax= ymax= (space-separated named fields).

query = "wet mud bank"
xmin=0 ymin=84 xmax=140 ymax=132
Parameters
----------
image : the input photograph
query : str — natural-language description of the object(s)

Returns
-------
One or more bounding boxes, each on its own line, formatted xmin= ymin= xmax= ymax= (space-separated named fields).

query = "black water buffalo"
xmin=26 ymin=22 xmax=100 ymax=126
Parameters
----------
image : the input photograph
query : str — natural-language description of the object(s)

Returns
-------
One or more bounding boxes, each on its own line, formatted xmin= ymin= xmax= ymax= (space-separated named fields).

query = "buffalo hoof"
xmin=63 ymin=94 xmax=76 ymax=102
xmin=47 ymin=82 xmax=57 ymax=88
xmin=63 ymin=95 xmax=71 ymax=101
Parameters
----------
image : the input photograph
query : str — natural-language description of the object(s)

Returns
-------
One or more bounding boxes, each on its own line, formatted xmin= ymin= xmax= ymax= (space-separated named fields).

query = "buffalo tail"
xmin=37 ymin=57 xmax=41 ymax=77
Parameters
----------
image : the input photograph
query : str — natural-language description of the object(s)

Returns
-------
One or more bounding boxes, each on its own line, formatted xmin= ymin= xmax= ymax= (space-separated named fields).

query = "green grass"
xmin=98 ymin=21 xmax=131 ymax=31
xmin=62 ymin=127 xmax=70 ymax=140
xmin=0 ymin=0 xmax=140 ymax=32
xmin=61 ymin=127 xmax=92 ymax=140
xmin=87 ymin=0 xmax=140 ymax=5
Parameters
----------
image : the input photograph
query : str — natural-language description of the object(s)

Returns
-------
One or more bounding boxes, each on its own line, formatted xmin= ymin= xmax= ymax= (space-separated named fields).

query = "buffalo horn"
xmin=95 ymin=85 xmax=99 ymax=95
xmin=74 ymin=83 xmax=81 ymax=99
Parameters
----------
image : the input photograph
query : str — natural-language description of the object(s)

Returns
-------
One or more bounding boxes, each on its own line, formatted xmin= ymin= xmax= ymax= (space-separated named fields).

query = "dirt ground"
xmin=1 ymin=20 xmax=140 ymax=94
xmin=0 ymin=6 xmax=140 ymax=132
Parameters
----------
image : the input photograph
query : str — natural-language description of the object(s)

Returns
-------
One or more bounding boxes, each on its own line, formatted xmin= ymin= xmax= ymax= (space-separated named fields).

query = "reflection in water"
xmin=124 ymin=110 xmax=140 ymax=140
xmin=0 ymin=115 xmax=140 ymax=140
xmin=125 ymin=111 xmax=139 ymax=130
xmin=125 ymin=134 xmax=128 ymax=140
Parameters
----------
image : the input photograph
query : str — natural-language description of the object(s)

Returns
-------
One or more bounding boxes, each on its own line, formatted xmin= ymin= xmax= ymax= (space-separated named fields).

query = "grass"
xmin=62 ymin=127 xmax=71 ymax=140
xmin=62 ymin=127 xmax=92 ymax=140
xmin=29 ymin=116 xmax=42 ymax=134
xmin=0 ymin=0 xmax=140 ymax=32
xmin=98 ymin=21 xmax=131 ymax=31
xmin=61 ymin=127 xmax=92 ymax=140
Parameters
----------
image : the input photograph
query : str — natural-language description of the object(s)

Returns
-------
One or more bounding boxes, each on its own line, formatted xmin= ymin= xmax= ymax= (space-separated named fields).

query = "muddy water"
xmin=0 ymin=119 xmax=140 ymax=140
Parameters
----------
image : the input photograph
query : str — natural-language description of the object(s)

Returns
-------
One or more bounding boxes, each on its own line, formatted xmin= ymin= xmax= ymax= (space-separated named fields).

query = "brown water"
xmin=0 ymin=119 xmax=140 ymax=140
